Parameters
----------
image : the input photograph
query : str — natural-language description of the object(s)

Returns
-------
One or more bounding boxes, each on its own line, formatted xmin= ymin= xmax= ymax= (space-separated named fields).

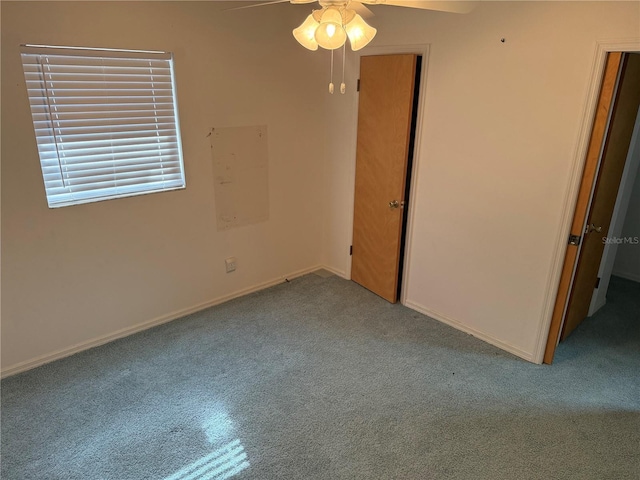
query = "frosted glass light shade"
xmin=293 ymin=14 xmax=320 ymax=50
xmin=345 ymin=14 xmax=377 ymax=51
xmin=314 ymin=8 xmax=346 ymax=50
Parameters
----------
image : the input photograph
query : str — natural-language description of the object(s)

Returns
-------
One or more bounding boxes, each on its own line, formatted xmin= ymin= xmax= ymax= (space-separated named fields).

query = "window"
xmin=21 ymin=45 xmax=186 ymax=208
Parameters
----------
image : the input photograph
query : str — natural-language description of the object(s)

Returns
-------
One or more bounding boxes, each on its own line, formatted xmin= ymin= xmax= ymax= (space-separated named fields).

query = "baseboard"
xmin=318 ymin=265 xmax=347 ymax=279
xmin=588 ymin=295 xmax=607 ymax=317
xmin=403 ymin=300 xmax=536 ymax=363
xmin=1 ymin=264 xmax=323 ymax=379
xmin=612 ymin=271 xmax=640 ymax=283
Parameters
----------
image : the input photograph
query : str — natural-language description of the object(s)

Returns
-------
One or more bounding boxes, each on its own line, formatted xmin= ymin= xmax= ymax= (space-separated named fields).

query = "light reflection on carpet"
xmin=164 ymin=439 xmax=249 ymax=480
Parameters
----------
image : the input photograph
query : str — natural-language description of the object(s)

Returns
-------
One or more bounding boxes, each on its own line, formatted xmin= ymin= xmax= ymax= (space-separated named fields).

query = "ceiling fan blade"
xmin=359 ymin=0 xmax=476 ymax=14
xmin=225 ymin=0 xmax=307 ymax=12
xmin=349 ymin=2 xmax=375 ymax=19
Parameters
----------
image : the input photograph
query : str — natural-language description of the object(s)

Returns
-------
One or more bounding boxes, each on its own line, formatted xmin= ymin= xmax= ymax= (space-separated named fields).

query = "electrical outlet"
xmin=225 ymin=257 xmax=237 ymax=273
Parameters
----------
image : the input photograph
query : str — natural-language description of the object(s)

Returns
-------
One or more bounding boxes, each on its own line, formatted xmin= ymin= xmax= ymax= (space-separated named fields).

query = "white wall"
xmin=1 ymin=1 xmax=329 ymax=374
xmin=4 ymin=2 xmax=640 ymax=373
xmin=321 ymin=1 xmax=640 ymax=361
xmin=612 ymin=157 xmax=640 ymax=282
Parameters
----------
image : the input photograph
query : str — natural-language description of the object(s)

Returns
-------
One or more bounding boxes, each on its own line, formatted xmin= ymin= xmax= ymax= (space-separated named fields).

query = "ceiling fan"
xmin=230 ymin=1 xmax=475 ymax=51
xmin=229 ymin=1 xmax=475 ymax=93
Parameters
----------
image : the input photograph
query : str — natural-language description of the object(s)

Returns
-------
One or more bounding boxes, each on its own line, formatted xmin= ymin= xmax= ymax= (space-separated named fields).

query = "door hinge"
xmin=568 ymin=234 xmax=582 ymax=246
xmin=350 ymin=245 xmax=353 ymax=256
xmin=357 ymin=79 xmax=360 ymax=92
xmin=595 ymin=277 xmax=601 ymax=289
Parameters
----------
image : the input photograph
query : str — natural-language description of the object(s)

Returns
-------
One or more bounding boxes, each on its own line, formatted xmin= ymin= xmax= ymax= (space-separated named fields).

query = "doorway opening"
xmin=544 ymin=52 xmax=640 ymax=363
xmin=396 ymin=55 xmax=423 ymax=301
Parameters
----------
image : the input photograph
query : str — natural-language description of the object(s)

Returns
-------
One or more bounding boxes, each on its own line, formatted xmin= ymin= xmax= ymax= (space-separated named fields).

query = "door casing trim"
xmin=346 ymin=44 xmax=431 ymax=307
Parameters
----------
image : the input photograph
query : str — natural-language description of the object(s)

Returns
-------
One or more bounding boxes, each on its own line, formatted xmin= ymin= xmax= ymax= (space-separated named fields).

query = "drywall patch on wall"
xmin=211 ymin=125 xmax=269 ymax=230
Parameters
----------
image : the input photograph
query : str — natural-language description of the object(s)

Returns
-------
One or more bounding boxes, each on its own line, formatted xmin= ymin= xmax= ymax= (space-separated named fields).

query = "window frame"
xmin=20 ymin=44 xmax=186 ymax=208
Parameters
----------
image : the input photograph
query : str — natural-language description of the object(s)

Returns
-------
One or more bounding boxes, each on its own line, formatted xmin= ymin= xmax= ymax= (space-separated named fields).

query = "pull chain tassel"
xmin=329 ymin=49 xmax=335 ymax=94
xmin=340 ymin=43 xmax=346 ymax=94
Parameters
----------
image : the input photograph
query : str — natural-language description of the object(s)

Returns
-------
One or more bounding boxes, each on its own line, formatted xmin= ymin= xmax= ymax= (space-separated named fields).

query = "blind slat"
xmin=57 ymin=155 xmax=182 ymax=173
xmin=60 ymin=171 xmax=184 ymax=189
xmin=47 ymin=140 xmax=179 ymax=156
xmin=36 ymin=129 xmax=177 ymax=144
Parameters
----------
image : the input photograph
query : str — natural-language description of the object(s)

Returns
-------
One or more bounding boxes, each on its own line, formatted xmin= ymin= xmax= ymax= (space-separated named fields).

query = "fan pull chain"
xmin=340 ymin=43 xmax=346 ymax=94
xmin=329 ymin=49 xmax=335 ymax=94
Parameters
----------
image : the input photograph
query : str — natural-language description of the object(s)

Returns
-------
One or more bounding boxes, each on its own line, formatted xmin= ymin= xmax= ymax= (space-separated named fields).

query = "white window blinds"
xmin=21 ymin=45 xmax=186 ymax=208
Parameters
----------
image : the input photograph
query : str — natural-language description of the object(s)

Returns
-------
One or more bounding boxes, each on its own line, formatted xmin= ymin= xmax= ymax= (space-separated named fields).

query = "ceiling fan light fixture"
xmin=341 ymin=8 xmax=356 ymax=25
xmin=345 ymin=13 xmax=377 ymax=51
xmin=292 ymin=13 xmax=320 ymax=50
xmin=314 ymin=7 xmax=347 ymax=50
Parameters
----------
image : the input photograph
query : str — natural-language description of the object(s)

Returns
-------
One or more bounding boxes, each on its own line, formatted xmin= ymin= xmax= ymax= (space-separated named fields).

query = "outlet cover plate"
xmin=225 ymin=257 xmax=237 ymax=273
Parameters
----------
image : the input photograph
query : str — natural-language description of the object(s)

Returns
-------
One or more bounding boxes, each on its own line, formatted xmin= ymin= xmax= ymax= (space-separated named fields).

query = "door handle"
xmin=588 ymin=224 xmax=603 ymax=233
xmin=389 ymin=200 xmax=399 ymax=209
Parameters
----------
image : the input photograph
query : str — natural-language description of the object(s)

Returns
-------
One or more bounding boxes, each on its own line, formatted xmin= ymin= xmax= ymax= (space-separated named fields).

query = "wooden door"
xmin=544 ymin=53 xmax=623 ymax=363
xmin=351 ymin=54 xmax=418 ymax=303
xmin=561 ymin=53 xmax=640 ymax=339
